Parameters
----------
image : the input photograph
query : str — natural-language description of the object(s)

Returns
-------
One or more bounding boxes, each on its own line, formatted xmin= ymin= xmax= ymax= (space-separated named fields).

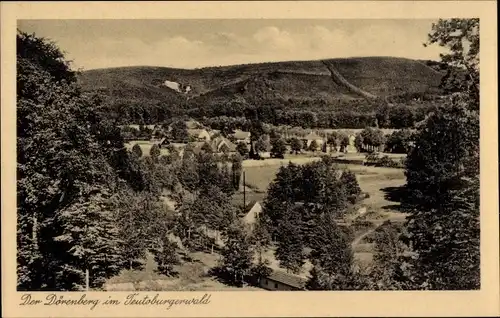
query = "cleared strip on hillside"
xmin=321 ymin=60 xmax=378 ymax=99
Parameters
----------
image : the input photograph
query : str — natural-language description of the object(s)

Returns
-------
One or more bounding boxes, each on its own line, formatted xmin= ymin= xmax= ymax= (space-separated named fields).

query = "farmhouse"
xmin=302 ymin=132 xmax=325 ymax=148
xmin=260 ymin=270 xmax=306 ymax=291
xmin=185 ymin=119 xmax=205 ymax=129
xmin=188 ymin=129 xmax=211 ymax=141
xmin=242 ymin=201 xmax=262 ymax=229
xmin=191 ymin=137 xmax=237 ymax=154
xmin=210 ymin=136 xmax=237 ymax=154
xmin=232 ymin=130 xmax=251 ymax=144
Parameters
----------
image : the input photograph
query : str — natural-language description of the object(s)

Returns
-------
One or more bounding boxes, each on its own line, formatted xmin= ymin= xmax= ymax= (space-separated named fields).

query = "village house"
xmin=160 ymin=142 xmax=187 ymax=157
xmin=208 ymin=129 xmax=221 ymax=138
xmin=187 ymin=129 xmax=211 ymax=142
xmin=209 ymin=136 xmax=237 ymax=153
xmin=301 ymin=132 xmax=325 ymax=149
xmin=185 ymin=119 xmax=205 ymax=129
xmin=191 ymin=136 xmax=237 ymax=155
xmin=260 ymin=270 xmax=307 ymax=291
xmin=232 ymin=130 xmax=251 ymax=144
xmin=241 ymin=201 xmax=262 ymax=230
xmin=123 ymin=124 xmax=156 ymax=131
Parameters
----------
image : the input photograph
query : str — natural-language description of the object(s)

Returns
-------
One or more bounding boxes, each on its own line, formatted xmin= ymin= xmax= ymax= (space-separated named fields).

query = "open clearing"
xmin=105 ymin=252 xmax=262 ymax=291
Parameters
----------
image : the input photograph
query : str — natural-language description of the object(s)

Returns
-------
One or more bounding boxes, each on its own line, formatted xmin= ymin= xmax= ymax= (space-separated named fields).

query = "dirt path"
xmin=351 ymin=218 xmax=389 ymax=248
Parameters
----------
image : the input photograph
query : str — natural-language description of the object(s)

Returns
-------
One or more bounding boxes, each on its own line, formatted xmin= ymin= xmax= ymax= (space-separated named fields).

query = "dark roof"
xmin=244 ymin=200 xmax=259 ymax=214
xmin=266 ymin=270 xmax=306 ymax=289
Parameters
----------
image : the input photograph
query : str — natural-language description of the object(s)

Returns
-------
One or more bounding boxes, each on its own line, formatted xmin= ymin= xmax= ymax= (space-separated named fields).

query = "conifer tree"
xmin=340 ymin=170 xmax=361 ymax=203
xmin=231 ymin=153 xmax=243 ymax=191
xmin=402 ymin=18 xmax=480 ymax=290
xmin=132 ymin=144 xmax=143 ymax=158
xmin=275 ymin=205 xmax=305 ymax=274
xmin=149 ymin=143 xmax=161 ymax=163
xmin=219 ymin=221 xmax=254 ymax=286
xmin=17 ymin=31 xmax=131 ymax=290
xmin=290 ymin=137 xmax=302 ymax=154
xmin=153 ymin=234 xmax=179 ymax=276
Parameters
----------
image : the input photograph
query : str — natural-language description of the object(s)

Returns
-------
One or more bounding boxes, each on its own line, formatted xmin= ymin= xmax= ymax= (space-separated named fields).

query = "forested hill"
xmin=78 ymin=57 xmax=447 ymax=127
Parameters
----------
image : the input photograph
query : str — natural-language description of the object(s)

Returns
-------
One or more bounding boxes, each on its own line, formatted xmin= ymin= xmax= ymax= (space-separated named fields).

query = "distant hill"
xmin=79 ymin=57 xmax=444 ymax=107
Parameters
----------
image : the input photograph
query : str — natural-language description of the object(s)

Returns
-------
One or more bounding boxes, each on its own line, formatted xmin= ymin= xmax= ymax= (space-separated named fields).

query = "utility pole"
xmin=243 ymin=170 xmax=246 ymax=209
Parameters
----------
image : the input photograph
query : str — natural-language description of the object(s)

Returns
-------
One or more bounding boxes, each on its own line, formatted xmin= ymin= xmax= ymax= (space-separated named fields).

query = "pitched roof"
xmin=185 ymin=119 xmax=204 ymax=129
xmin=190 ymin=142 xmax=208 ymax=154
xmin=209 ymin=129 xmax=220 ymax=136
xmin=266 ymin=270 xmax=306 ymax=289
xmin=187 ymin=129 xmax=208 ymax=137
xmin=190 ymin=137 xmax=236 ymax=154
xmin=211 ymin=136 xmax=237 ymax=152
xmin=244 ymin=200 xmax=260 ymax=214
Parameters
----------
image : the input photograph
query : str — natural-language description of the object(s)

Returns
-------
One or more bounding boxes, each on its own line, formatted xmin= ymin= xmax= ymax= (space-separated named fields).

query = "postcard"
xmin=1 ymin=1 xmax=498 ymax=317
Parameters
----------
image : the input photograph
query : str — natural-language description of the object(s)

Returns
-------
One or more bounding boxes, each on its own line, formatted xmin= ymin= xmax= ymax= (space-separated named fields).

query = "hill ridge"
xmin=79 ymin=56 xmax=444 ymax=111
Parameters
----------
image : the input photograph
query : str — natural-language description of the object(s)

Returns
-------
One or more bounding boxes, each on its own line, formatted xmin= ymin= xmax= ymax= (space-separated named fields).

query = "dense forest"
xmin=79 ymin=53 xmax=450 ymax=129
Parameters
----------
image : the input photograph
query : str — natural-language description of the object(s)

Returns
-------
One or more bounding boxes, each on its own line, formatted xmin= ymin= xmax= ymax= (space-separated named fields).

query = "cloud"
xmin=252 ymin=26 xmax=296 ymax=51
xmin=59 ymin=23 xmax=448 ymax=70
xmin=306 ymin=25 xmax=348 ymax=50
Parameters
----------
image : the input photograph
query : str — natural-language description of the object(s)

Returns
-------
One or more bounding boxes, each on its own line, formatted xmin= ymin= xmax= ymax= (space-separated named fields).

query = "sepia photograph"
xmin=2 ymin=1 xmax=499 ymax=317
xmin=13 ymin=16 xmax=483 ymax=293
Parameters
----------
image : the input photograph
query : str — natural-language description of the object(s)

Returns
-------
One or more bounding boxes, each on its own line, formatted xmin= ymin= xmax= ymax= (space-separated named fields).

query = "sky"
xmin=17 ymin=19 xmax=448 ymax=70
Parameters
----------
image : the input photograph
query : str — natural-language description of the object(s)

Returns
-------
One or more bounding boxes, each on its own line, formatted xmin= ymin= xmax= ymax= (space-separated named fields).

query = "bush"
xmin=364 ymin=153 xmax=404 ymax=168
xmin=364 ymin=152 xmax=381 ymax=165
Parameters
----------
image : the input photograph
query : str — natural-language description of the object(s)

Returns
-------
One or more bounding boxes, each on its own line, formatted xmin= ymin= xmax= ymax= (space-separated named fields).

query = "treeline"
xmin=99 ymin=89 xmax=437 ymax=129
